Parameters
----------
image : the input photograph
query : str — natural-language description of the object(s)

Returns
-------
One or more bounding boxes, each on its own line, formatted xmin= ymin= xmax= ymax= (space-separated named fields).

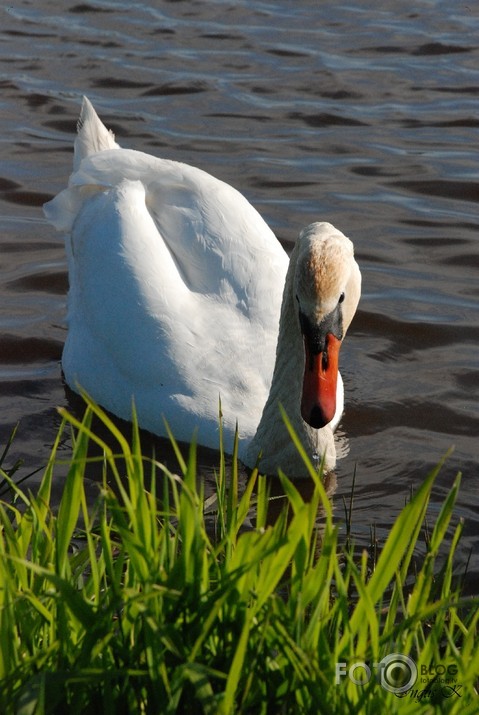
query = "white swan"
xmin=44 ymin=97 xmax=361 ymax=478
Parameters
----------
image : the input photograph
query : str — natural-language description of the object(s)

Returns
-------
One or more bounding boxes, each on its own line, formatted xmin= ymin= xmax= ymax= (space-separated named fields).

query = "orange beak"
xmin=301 ymin=333 xmax=341 ymax=428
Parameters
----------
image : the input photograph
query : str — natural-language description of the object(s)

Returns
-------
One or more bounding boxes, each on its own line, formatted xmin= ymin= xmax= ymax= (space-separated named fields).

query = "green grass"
xmin=0 ymin=396 xmax=477 ymax=714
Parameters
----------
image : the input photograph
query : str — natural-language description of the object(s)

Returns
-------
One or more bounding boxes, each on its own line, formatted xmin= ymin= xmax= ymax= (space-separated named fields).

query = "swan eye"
xmin=339 ymin=292 xmax=345 ymax=304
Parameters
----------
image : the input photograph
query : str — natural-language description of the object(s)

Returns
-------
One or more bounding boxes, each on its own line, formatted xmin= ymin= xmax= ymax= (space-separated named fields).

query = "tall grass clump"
xmin=0 ymin=397 xmax=477 ymax=714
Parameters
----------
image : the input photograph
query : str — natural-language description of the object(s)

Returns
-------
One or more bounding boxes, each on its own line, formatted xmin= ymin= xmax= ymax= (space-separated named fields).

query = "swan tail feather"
xmin=44 ymin=97 xmax=120 ymax=231
xmin=74 ymin=96 xmax=119 ymax=170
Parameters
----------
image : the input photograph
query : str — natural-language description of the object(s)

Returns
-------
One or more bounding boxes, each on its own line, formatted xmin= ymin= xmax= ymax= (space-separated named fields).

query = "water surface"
xmin=1 ymin=1 xmax=478 ymax=589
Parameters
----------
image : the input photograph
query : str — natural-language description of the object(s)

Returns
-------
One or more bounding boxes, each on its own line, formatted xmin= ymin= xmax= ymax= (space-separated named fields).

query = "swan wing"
xmin=44 ymin=99 xmax=289 ymax=448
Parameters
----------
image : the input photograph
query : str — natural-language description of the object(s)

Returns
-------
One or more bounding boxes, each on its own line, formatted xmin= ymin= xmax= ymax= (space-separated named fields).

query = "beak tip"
xmin=302 ymin=404 xmax=333 ymax=429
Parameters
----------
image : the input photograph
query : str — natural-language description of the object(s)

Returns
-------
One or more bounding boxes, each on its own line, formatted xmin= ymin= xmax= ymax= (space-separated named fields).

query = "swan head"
xmin=292 ymin=222 xmax=361 ymax=429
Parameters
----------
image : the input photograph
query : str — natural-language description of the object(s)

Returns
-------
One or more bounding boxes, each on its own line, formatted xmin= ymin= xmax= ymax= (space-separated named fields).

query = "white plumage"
xmin=45 ymin=98 xmax=361 ymax=477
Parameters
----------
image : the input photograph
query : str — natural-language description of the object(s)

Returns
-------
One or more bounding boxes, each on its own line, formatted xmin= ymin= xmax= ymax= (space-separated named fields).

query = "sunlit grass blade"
xmin=221 ymin=611 xmax=254 ymax=715
xmin=55 ymin=412 xmax=92 ymax=578
xmin=279 ymin=404 xmax=334 ymax=529
xmin=338 ymin=456 xmax=442 ymax=656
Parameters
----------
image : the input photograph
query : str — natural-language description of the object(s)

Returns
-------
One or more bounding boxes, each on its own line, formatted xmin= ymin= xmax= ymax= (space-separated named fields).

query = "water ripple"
xmin=1 ymin=0 xmax=478 ymax=586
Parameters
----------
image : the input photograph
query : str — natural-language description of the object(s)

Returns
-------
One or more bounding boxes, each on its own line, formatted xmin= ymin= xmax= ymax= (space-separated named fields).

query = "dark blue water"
xmin=1 ymin=1 xmax=478 ymax=589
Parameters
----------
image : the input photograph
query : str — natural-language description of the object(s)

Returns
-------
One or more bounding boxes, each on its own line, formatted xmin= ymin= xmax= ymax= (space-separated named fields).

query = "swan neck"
xmin=245 ymin=251 xmax=336 ymax=477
